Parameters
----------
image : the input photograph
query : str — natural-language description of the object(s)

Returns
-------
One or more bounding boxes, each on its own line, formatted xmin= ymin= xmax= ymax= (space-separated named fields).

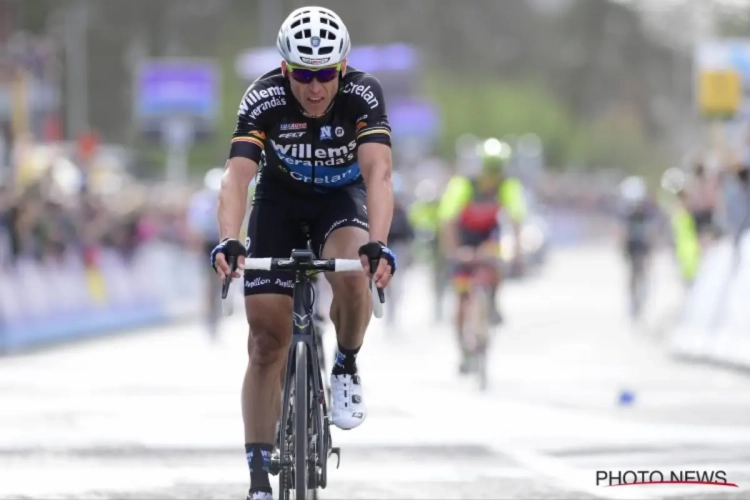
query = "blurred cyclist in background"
xmin=409 ymin=179 xmax=445 ymax=321
xmin=385 ymin=172 xmax=415 ymax=326
xmin=617 ymin=176 xmax=660 ymax=319
xmin=439 ymin=138 xmax=526 ymax=373
xmin=187 ymin=168 xmax=225 ymax=339
xmin=684 ymin=159 xmax=720 ymax=248
xmin=661 ymin=168 xmax=700 ymax=287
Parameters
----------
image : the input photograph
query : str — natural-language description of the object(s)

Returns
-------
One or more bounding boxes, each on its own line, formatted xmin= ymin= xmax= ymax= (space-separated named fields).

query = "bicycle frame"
xmin=278 ymin=252 xmax=332 ymax=492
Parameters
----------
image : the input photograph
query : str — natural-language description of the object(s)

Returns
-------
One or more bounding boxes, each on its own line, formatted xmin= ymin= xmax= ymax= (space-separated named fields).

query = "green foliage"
xmin=424 ymin=72 xmax=667 ymax=173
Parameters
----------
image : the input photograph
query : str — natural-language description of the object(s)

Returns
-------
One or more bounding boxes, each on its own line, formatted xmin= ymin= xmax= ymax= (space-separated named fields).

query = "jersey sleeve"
xmin=499 ymin=177 xmax=527 ymax=223
xmin=438 ymin=176 xmax=473 ymax=223
xmin=228 ymin=82 xmax=274 ymax=162
xmin=347 ymin=74 xmax=392 ymax=147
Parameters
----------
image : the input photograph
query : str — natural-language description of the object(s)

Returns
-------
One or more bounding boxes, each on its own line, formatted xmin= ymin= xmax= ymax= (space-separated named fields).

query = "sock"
xmin=246 ymin=442 xmax=273 ymax=493
xmin=332 ymin=342 xmax=361 ymax=376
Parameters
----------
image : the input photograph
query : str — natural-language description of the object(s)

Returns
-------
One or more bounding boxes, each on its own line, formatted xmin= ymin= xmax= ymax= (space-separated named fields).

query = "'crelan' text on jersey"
xmin=228 ymin=67 xmax=391 ymax=197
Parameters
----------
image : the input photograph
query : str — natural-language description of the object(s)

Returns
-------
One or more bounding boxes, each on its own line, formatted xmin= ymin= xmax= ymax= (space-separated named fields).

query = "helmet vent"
xmin=321 ymin=18 xmax=339 ymax=29
xmin=319 ymin=46 xmax=333 ymax=55
xmin=297 ymin=46 xmax=313 ymax=55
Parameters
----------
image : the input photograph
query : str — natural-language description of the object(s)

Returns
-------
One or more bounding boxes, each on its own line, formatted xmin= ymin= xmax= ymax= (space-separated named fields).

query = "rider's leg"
xmin=242 ymin=197 xmax=304 ymax=498
xmin=488 ymin=260 xmax=504 ymax=324
xmin=452 ymin=268 xmax=472 ymax=372
xmin=321 ymin=225 xmax=372 ymax=429
xmin=487 ymin=234 xmax=504 ymax=324
xmin=243 ymin=294 xmax=293 ymax=496
xmin=311 ymin=186 xmax=372 ymax=430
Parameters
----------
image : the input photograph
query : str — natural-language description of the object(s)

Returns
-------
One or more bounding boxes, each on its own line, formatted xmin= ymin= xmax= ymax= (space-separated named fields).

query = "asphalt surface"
xmin=2 ymin=243 xmax=750 ymax=499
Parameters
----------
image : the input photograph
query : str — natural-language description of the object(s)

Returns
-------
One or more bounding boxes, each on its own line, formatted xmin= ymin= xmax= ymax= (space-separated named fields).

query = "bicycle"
xmin=221 ymin=245 xmax=384 ymax=500
xmin=455 ymin=245 xmax=501 ymax=391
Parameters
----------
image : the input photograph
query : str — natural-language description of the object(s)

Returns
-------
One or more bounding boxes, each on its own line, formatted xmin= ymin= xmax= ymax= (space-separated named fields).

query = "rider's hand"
xmin=358 ymin=241 xmax=396 ymax=288
xmin=211 ymin=238 xmax=246 ymax=279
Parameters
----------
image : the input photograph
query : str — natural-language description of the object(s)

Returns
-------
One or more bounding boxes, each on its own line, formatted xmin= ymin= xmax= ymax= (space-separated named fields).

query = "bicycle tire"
xmin=294 ymin=341 xmax=313 ymax=500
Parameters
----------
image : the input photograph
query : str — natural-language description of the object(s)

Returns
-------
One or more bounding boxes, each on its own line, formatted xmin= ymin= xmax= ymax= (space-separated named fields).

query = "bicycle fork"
xmin=269 ymin=339 xmax=341 ymax=488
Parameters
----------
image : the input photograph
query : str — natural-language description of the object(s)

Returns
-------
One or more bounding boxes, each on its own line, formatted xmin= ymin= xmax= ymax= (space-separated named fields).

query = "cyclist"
xmin=684 ymin=159 xmax=720 ymax=245
xmin=209 ymin=7 xmax=396 ymax=500
xmin=438 ymin=137 xmax=526 ymax=373
xmin=187 ymin=168 xmax=224 ymax=338
xmin=617 ymin=176 xmax=660 ymax=318
xmin=661 ymin=168 xmax=700 ymax=287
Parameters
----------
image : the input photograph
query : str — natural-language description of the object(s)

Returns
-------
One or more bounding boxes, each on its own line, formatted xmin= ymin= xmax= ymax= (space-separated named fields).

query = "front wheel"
xmin=294 ymin=342 xmax=315 ymax=500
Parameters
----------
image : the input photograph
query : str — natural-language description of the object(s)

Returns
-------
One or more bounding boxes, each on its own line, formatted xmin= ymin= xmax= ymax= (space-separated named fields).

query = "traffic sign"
xmin=695 ymin=40 xmax=750 ymax=117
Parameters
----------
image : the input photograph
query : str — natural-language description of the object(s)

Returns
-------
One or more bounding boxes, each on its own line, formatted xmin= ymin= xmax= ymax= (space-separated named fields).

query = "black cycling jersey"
xmin=228 ymin=66 xmax=391 ymax=197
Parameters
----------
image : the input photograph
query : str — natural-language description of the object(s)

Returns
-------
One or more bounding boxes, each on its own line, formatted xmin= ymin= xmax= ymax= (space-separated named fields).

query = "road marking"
xmin=493 ymin=445 xmax=657 ymax=500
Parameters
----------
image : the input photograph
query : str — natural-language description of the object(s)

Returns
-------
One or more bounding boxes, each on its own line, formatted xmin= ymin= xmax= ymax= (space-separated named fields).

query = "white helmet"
xmin=619 ymin=176 xmax=647 ymax=203
xmin=661 ymin=167 xmax=686 ymax=195
xmin=277 ymin=6 xmax=351 ymax=68
xmin=203 ymin=168 xmax=223 ymax=192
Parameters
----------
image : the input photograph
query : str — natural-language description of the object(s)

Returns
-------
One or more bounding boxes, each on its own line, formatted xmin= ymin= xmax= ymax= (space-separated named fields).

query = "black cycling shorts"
xmin=244 ymin=184 xmax=369 ymax=297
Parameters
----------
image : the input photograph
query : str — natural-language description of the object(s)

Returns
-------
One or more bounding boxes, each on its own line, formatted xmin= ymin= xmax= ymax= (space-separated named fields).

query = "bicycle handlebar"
xmin=243 ymin=257 xmax=364 ymax=273
xmin=222 ymin=256 xmax=384 ymax=319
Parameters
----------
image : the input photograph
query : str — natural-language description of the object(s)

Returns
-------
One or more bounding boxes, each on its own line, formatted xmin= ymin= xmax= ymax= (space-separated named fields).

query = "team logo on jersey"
xmin=335 ymin=126 xmax=345 ymax=137
xmin=279 ymin=131 xmax=306 ymax=139
xmin=342 ymin=82 xmax=379 ymax=110
xmin=280 ymin=122 xmax=307 ymax=130
xmin=270 ymin=139 xmax=361 ymax=187
xmin=311 ymin=36 xmax=321 ymax=47
xmin=239 ymin=85 xmax=287 ymax=119
xmin=320 ymin=126 xmax=332 ymax=140
xmin=270 ymin=140 xmax=356 ymax=166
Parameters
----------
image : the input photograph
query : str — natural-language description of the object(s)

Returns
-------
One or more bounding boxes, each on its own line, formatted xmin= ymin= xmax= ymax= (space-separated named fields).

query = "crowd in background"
xmin=0 ymin=142 xmax=193 ymax=271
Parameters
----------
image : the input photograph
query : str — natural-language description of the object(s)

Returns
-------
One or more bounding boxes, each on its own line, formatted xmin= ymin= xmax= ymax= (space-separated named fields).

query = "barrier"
xmin=0 ymin=241 xmax=203 ymax=354
xmin=668 ymin=231 xmax=750 ymax=368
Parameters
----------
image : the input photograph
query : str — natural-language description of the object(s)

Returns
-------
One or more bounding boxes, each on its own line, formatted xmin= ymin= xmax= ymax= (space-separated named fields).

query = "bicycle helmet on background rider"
xmin=660 ymin=168 xmax=686 ymax=196
xmin=619 ymin=175 xmax=648 ymax=205
xmin=479 ymin=137 xmax=512 ymax=175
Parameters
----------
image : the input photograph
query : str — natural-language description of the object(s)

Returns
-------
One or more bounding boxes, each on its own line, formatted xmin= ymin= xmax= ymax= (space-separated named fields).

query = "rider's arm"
xmin=219 ymin=84 xmax=267 ymax=241
xmin=499 ymin=177 xmax=527 ymax=258
xmin=437 ymin=176 xmax=472 ymax=255
xmin=353 ymin=74 xmax=393 ymax=245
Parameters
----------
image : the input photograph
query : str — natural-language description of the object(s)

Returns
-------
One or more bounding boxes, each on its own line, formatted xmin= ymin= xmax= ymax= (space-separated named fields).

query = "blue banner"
xmin=134 ymin=59 xmax=219 ymax=125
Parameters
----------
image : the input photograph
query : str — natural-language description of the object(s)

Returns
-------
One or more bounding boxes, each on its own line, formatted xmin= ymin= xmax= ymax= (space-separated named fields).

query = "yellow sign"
xmin=698 ymin=70 xmax=741 ymax=116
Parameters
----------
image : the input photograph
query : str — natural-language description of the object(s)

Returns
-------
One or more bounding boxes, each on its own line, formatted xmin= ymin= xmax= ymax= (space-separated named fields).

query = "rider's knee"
xmin=250 ymin=332 xmax=286 ymax=367
xmin=246 ymin=296 xmax=291 ymax=366
xmin=329 ymin=272 xmax=369 ymax=305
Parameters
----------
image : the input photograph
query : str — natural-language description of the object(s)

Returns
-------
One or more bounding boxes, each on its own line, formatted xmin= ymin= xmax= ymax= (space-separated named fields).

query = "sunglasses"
xmin=287 ymin=64 xmax=341 ymax=84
